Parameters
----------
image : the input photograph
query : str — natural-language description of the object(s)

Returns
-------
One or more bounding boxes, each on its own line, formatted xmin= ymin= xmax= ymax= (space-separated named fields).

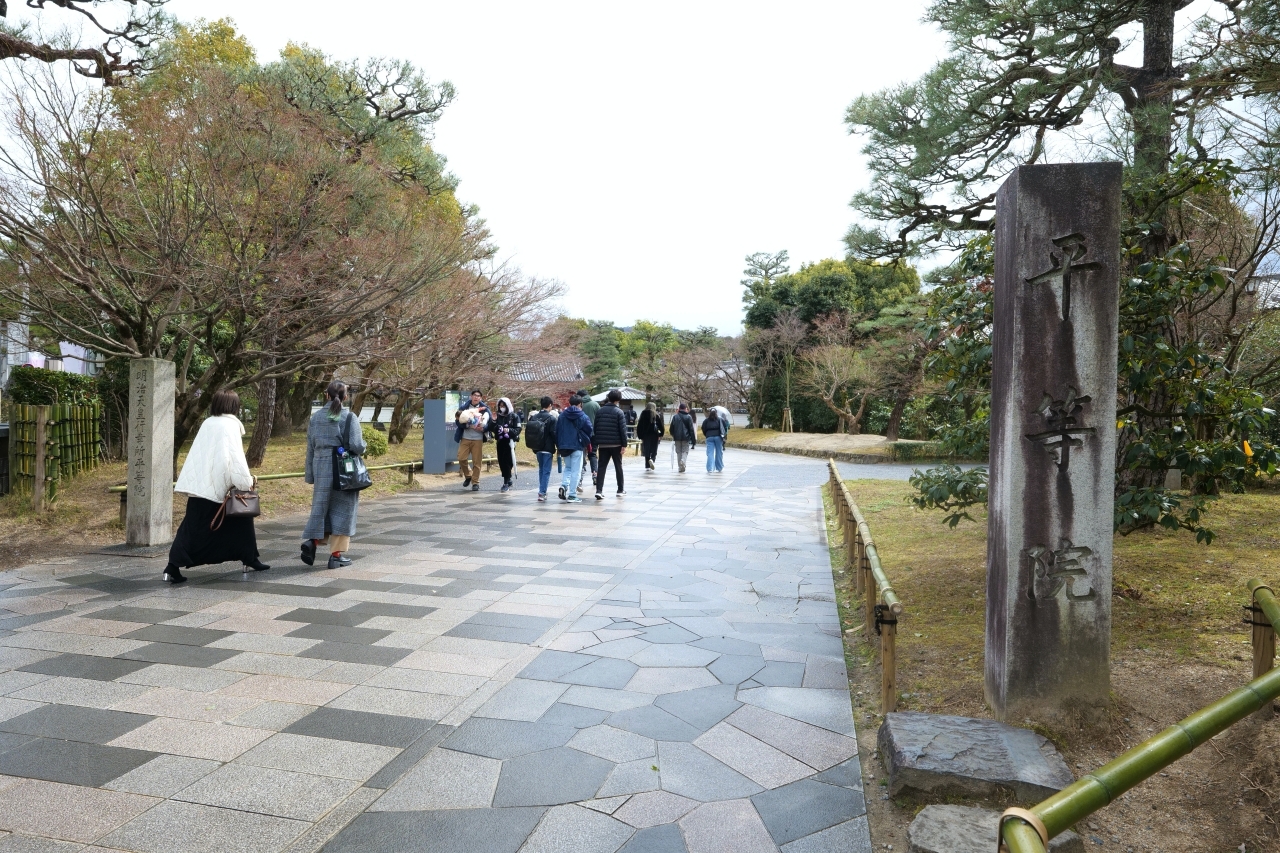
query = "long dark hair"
xmin=325 ymin=380 xmax=347 ymax=417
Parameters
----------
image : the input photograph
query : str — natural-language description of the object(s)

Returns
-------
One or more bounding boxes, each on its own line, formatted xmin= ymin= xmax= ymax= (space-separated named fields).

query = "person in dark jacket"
xmin=486 ymin=397 xmax=522 ymax=492
xmin=636 ymin=403 xmax=664 ymax=471
xmin=556 ymin=395 xmax=593 ymax=503
xmin=578 ymin=389 xmax=600 ymax=487
xmin=701 ymin=409 xmax=726 ymax=473
xmin=525 ymin=396 xmax=558 ymax=501
xmin=669 ymin=403 xmax=696 ymax=473
xmin=592 ymin=389 xmax=630 ymax=499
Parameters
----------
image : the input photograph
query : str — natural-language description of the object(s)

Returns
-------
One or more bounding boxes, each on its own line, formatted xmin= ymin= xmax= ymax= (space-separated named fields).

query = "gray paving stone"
xmin=679 ymin=799 xmax=776 ymax=853
xmin=104 ymin=754 xmax=221 ymax=797
xmin=606 ymin=705 xmax=702 ymax=742
xmin=539 ymin=702 xmax=611 ymax=729
xmin=583 ymin=795 xmax=631 ymax=815
xmin=653 ymin=685 xmax=741 ymax=732
xmin=753 ymin=661 xmax=806 ymax=687
xmin=477 ymin=678 xmax=570 ymax=722
xmin=117 ymin=642 xmax=241 ymax=668
xmin=569 ymin=725 xmax=656 ymax=763
xmin=562 ymin=685 xmax=655 ymax=713
xmin=323 ymin=807 xmax=545 ymax=853
xmin=656 ymin=742 xmax=762 ymax=802
xmin=286 ymin=623 xmax=392 ymax=645
xmin=596 ymin=758 xmax=662 ymax=797
xmin=237 ymin=733 xmax=400 ymax=782
xmin=706 ymin=655 xmax=765 ymax=685
xmin=558 ymin=658 xmax=640 ymax=689
xmin=813 ymin=755 xmax=863 ymax=791
xmin=616 ymin=823 xmax=688 ymax=853
xmin=0 ymin=704 xmax=153 ymax=744
xmin=519 ymin=650 xmax=597 ymax=681
xmin=228 ymin=701 xmax=313 ymax=731
xmin=613 ymin=790 xmax=698 ymax=829
xmin=751 ymin=779 xmax=864 ymax=845
xmin=99 ymin=799 xmax=308 ymax=853
xmin=363 ymin=723 xmax=453 ymax=791
xmin=781 ymin=816 xmax=873 ymax=853
xmin=628 ymin=645 xmax=719 ymax=668
xmin=726 ymin=705 xmax=858 ymax=772
xmin=0 ymin=837 xmax=88 ymax=852
xmin=0 ymin=737 xmax=157 ymax=786
xmin=18 ymin=653 xmax=151 ymax=682
xmin=878 ymin=712 xmax=1074 ymax=801
xmin=588 ymin=637 xmax=652 ymax=659
xmin=284 ymin=707 xmax=435 ymax=747
xmin=175 ymin=762 xmax=359 ymax=821
xmin=372 ymin=747 xmax=500 ymax=810
xmin=296 ymin=641 xmax=414 ymax=667
xmin=89 ymin=606 xmax=189 ymax=624
xmin=637 ymin=624 xmax=700 ymax=645
xmin=119 ymin=625 xmax=233 ymax=646
xmin=443 ymin=718 xmax=576 ymax=759
xmin=493 ymin=746 xmax=615 ymax=807
xmin=738 ymin=687 xmax=855 ymax=737
xmin=518 ymin=803 xmax=635 ymax=853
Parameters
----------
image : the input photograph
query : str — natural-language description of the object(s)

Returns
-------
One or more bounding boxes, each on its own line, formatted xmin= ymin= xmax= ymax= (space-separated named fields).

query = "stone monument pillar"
xmin=127 ymin=358 xmax=175 ymax=547
xmin=986 ymin=162 xmax=1122 ymax=724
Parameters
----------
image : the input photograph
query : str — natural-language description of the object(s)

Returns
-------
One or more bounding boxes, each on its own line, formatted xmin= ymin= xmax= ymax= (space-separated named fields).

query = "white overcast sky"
xmin=158 ymin=1 xmax=947 ymax=334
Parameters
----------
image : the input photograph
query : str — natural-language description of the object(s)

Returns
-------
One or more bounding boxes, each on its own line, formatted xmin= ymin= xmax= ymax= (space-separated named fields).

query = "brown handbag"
xmin=211 ymin=481 xmax=260 ymax=530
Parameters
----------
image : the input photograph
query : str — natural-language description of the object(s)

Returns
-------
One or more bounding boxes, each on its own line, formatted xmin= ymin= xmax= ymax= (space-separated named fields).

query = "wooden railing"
xmin=827 ymin=459 xmax=904 ymax=712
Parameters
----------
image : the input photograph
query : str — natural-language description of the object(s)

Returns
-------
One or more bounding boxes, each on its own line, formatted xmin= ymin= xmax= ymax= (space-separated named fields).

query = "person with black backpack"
xmin=525 ymin=396 xmax=559 ymax=502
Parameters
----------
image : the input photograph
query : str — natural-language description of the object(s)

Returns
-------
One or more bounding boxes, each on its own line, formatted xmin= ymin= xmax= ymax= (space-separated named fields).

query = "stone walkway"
xmin=0 ymin=448 xmax=871 ymax=853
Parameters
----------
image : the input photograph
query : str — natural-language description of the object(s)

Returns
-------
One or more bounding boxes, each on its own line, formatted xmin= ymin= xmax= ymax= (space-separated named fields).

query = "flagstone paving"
xmin=0 ymin=448 xmax=872 ymax=852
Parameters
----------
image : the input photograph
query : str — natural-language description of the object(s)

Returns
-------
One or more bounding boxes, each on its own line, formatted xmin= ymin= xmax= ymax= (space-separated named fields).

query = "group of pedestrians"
xmin=159 ymin=381 xmax=734 ymax=586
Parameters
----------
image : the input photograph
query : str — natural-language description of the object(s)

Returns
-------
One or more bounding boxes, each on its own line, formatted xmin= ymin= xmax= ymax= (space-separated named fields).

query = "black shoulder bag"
xmin=333 ymin=412 xmax=373 ymax=491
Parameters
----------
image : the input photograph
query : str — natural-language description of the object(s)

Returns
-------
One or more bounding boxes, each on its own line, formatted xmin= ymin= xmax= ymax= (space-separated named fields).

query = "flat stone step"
xmin=878 ymin=711 xmax=1073 ymax=800
xmin=909 ymin=804 xmax=1084 ymax=853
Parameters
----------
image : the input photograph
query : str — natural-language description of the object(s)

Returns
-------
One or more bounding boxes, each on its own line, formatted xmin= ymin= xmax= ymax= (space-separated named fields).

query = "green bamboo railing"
xmin=999 ymin=579 xmax=1280 ymax=852
xmin=827 ymin=458 xmax=904 ymax=712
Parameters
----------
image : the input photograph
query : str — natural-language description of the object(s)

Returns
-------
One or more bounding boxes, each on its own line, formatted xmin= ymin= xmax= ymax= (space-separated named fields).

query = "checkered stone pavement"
xmin=0 ymin=448 xmax=872 ymax=853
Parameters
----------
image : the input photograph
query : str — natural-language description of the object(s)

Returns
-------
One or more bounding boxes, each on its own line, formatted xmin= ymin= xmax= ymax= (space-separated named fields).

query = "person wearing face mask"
xmin=487 ymin=397 xmax=522 ymax=492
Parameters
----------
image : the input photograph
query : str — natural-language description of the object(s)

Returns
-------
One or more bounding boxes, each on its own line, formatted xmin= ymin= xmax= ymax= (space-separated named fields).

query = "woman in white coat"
xmin=162 ymin=390 xmax=269 ymax=584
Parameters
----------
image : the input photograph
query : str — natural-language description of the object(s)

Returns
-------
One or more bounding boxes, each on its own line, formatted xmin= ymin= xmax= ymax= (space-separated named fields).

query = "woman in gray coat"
xmin=301 ymin=381 xmax=366 ymax=569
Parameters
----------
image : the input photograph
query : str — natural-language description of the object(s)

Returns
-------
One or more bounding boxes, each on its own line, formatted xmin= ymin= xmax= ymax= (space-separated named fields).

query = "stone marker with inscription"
xmin=986 ymin=162 xmax=1122 ymax=724
xmin=126 ymin=358 xmax=175 ymax=547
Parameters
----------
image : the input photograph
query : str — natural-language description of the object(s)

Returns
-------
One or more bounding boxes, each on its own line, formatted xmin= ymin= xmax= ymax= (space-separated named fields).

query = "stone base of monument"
xmin=908 ymin=805 xmax=1084 ymax=853
xmin=878 ymin=712 xmax=1073 ymax=800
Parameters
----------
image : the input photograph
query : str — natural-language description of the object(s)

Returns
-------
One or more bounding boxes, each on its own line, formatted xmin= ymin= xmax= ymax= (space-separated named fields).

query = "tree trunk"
xmin=246 ymin=368 xmax=276 ymax=468
xmin=849 ymin=392 xmax=870 ymax=435
xmin=885 ymin=393 xmax=908 ymax=441
xmin=389 ymin=392 xmax=417 ymax=444
xmin=270 ymin=375 xmax=293 ymax=438
xmin=370 ymin=397 xmax=384 ymax=425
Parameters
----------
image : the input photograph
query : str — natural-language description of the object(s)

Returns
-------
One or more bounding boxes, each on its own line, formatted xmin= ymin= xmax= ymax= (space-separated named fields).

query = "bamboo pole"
xmin=32 ymin=408 xmax=46 ymax=513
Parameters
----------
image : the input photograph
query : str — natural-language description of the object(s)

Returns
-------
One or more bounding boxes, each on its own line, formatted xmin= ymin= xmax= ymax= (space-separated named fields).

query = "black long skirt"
xmin=168 ymin=496 xmax=259 ymax=568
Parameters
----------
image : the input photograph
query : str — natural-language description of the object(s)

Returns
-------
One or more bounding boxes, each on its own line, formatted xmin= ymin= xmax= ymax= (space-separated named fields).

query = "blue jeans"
xmin=559 ymin=450 xmax=584 ymax=494
xmin=536 ymin=451 xmax=554 ymax=495
xmin=705 ymin=436 xmax=724 ymax=472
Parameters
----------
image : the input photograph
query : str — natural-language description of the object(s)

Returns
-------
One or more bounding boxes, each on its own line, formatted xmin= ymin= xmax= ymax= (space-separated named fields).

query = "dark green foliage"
xmin=7 ymin=366 xmax=100 ymax=406
xmin=908 ymin=464 xmax=989 ymax=527
xmin=578 ymin=321 xmax=623 ymax=392
xmin=744 ymin=258 xmax=919 ymax=329
xmin=361 ymin=424 xmax=389 ymax=457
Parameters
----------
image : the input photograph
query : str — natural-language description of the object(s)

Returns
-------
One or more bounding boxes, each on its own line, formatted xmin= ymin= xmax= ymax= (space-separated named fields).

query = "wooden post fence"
xmin=828 ymin=459 xmax=903 ymax=713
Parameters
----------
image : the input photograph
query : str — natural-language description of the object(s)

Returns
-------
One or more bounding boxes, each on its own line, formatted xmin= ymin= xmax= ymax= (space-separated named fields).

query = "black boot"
xmin=245 ymin=558 xmax=271 ymax=572
xmin=327 ymin=553 xmax=353 ymax=569
xmin=162 ymin=564 xmax=187 ymax=584
xmin=300 ymin=540 xmax=316 ymax=566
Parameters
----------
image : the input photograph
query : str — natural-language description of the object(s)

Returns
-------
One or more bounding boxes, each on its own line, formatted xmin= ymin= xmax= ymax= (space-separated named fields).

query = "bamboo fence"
xmin=7 ymin=403 xmax=102 ymax=506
